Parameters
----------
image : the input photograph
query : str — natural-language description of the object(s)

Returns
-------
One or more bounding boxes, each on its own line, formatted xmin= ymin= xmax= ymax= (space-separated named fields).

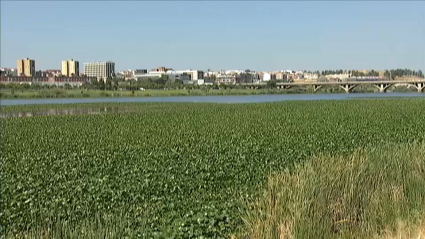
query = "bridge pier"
xmin=313 ymin=85 xmax=322 ymax=92
xmin=339 ymin=84 xmax=357 ymax=93
xmin=411 ymin=83 xmax=424 ymax=93
xmin=374 ymin=83 xmax=392 ymax=93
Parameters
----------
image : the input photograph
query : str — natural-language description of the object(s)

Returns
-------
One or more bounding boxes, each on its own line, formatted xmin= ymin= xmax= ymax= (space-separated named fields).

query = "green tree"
xmin=105 ymin=78 xmax=112 ymax=91
xmin=98 ymin=79 xmax=105 ymax=90
xmin=165 ymin=80 xmax=174 ymax=89
xmin=113 ymin=79 xmax=119 ymax=91
xmin=267 ymin=80 xmax=277 ymax=89
xmin=219 ymin=82 xmax=227 ymax=89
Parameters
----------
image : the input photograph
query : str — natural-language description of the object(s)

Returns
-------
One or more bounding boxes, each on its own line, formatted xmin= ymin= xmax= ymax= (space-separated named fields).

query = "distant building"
xmin=224 ymin=70 xmax=245 ymax=75
xmin=134 ymin=72 xmax=163 ymax=80
xmin=303 ymin=73 xmax=319 ymax=81
xmin=45 ymin=70 xmax=62 ymax=77
xmin=17 ymin=58 xmax=35 ymax=76
xmin=216 ymin=74 xmax=237 ymax=85
xmin=262 ymin=73 xmax=276 ymax=82
xmin=134 ymin=69 xmax=148 ymax=74
xmin=134 ymin=71 xmax=192 ymax=84
xmin=326 ymin=73 xmax=350 ymax=80
xmin=61 ymin=59 xmax=79 ymax=77
xmin=151 ymin=66 xmax=172 ymax=72
xmin=197 ymin=79 xmax=214 ymax=85
xmin=236 ymin=73 xmax=255 ymax=84
xmin=0 ymin=75 xmax=96 ymax=86
xmin=0 ymin=68 xmax=18 ymax=77
xmin=136 ymin=69 xmax=204 ymax=83
xmin=291 ymin=73 xmax=305 ymax=82
xmin=166 ymin=72 xmax=191 ymax=83
xmin=276 ymin=72 xmax=289 ymax=81
xmin=35 ymin=70 xmax=47 ymax=77
xmin=173 ymin=70 xmax=204 ymax=81
xmin=118 ymin=69 xmax=142 ymax=80
xmin=84 ymin=61 xmax=115 ymax=80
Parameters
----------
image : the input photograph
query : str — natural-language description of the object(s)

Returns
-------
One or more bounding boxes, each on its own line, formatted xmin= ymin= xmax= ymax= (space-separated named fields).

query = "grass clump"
xmin=240 ymin=142 xmax=425 ymax=239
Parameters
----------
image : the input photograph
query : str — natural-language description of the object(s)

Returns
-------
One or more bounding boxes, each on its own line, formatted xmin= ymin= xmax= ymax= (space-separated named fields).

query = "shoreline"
xmin=0 ymin=87 xmax=421 ymax=100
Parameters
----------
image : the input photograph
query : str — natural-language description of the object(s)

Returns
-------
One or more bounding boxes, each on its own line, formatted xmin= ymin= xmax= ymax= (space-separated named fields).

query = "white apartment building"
xmin=262 ymin=73 xmax=273 ymax=81
xmin=84 ymin=61 xmax=115 ymax=80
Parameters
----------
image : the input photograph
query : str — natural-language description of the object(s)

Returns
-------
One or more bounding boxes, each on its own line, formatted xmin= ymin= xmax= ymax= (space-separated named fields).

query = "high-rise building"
xmin=84 ymin=61 xmax=115 ymax=80
xmin=61 ymin=59 xmax=80 ymax=76
xmin=16 ymin=58 xmax=35 ymax=76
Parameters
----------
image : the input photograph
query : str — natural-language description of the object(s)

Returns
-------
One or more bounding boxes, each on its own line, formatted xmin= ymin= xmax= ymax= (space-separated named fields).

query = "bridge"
xmin=243 ymin=78 xmax=425 ymax=93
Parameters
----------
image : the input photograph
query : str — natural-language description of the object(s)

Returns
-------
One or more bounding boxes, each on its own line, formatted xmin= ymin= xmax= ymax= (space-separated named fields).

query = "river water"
xmin=1 ymin=93 xmax=424 ymax=118
xmin=0 ymin=107 xmax=134 ymax=118
xmin=1 ymin=93 xmax=424 ymax=106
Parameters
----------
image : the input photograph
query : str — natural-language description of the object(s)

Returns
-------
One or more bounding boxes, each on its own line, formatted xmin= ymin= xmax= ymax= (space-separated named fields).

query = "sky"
xmin=1 ymin=1 xmax=424 ymax=72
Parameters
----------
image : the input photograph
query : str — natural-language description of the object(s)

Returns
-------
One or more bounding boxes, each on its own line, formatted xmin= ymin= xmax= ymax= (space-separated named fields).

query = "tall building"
xmin=61 ymin=59 xmax=79 ymax=76
xmin=16 ymin=58 xmax=35 ymax=76
xmin=84 ymin=61 xmax=115 ymax=80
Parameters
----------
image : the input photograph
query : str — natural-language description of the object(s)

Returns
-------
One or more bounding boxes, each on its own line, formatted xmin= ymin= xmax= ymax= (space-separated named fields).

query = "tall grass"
xmin=239 ymin=142 xmax=425 ymax=239
xmin=4 ymin=213 xmax=143 ymax=239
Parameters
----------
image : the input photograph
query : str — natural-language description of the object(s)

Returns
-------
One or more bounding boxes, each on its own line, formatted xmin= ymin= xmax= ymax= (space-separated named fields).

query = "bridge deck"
xmin=242 ymin=79 xmax=425 ymax=86
xmin=280 ymin=80 xmax=425 ymax=86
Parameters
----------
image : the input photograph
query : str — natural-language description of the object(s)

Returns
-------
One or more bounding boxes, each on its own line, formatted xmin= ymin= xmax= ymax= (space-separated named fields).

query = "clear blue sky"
xmin=1 ymin=1 xmax=424 ymax=72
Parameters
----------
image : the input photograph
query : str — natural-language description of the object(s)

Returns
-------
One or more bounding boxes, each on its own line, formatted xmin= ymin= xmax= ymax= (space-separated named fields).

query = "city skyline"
xmin=2 ymin=57 xmax=424 ymax=74
xmin=1 ymin=1 xmax=424 ymax=71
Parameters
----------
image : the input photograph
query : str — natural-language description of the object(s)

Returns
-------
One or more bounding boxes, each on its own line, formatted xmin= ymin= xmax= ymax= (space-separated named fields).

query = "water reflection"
xmin=1 ymin=93 xmax=424 ymax=107
xmin=0 ymin=107 xmax=131 ymax=118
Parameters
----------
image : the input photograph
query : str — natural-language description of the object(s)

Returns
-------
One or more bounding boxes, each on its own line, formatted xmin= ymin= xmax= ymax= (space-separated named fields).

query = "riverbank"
xmin=0 ymin=86 xmax=420 ymax=99
xmin=0 ymin=89 xmax=299 ymax=99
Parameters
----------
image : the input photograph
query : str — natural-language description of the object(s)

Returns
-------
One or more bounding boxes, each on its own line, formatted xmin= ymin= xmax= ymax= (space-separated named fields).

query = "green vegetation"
xmin=240 ymin=142 xmax=425 ymax=239
xmin=318 ymin=68 xmax=424 ymax=78
xmin=384 ymin=69 xmax=424 ymax=80
xmin=0 ymin=88 xmax=311 ymax=99
xmin=0 ymin=84 xmax=421 ymax=99
xmin=2 ymin=100 xmax=425 ymax=238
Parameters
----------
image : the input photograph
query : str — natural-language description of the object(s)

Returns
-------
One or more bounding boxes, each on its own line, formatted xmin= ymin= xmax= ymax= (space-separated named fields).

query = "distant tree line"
xmin=384 ymin=69 xmax=424 ymax=80
xmin=350 ymin=70 xmax=380 ymax=77
xmin=320 ymin=70 xmax=347 ymax=75
xmin=304 ymin=71 xmax=321 ymax=75
xmin=318 ymin=69 xmax=423 ymax=78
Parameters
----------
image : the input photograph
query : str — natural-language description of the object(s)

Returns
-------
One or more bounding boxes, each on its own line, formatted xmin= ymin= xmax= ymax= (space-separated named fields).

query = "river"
xmin=1 ymin=93 xmax=424 ymax=106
